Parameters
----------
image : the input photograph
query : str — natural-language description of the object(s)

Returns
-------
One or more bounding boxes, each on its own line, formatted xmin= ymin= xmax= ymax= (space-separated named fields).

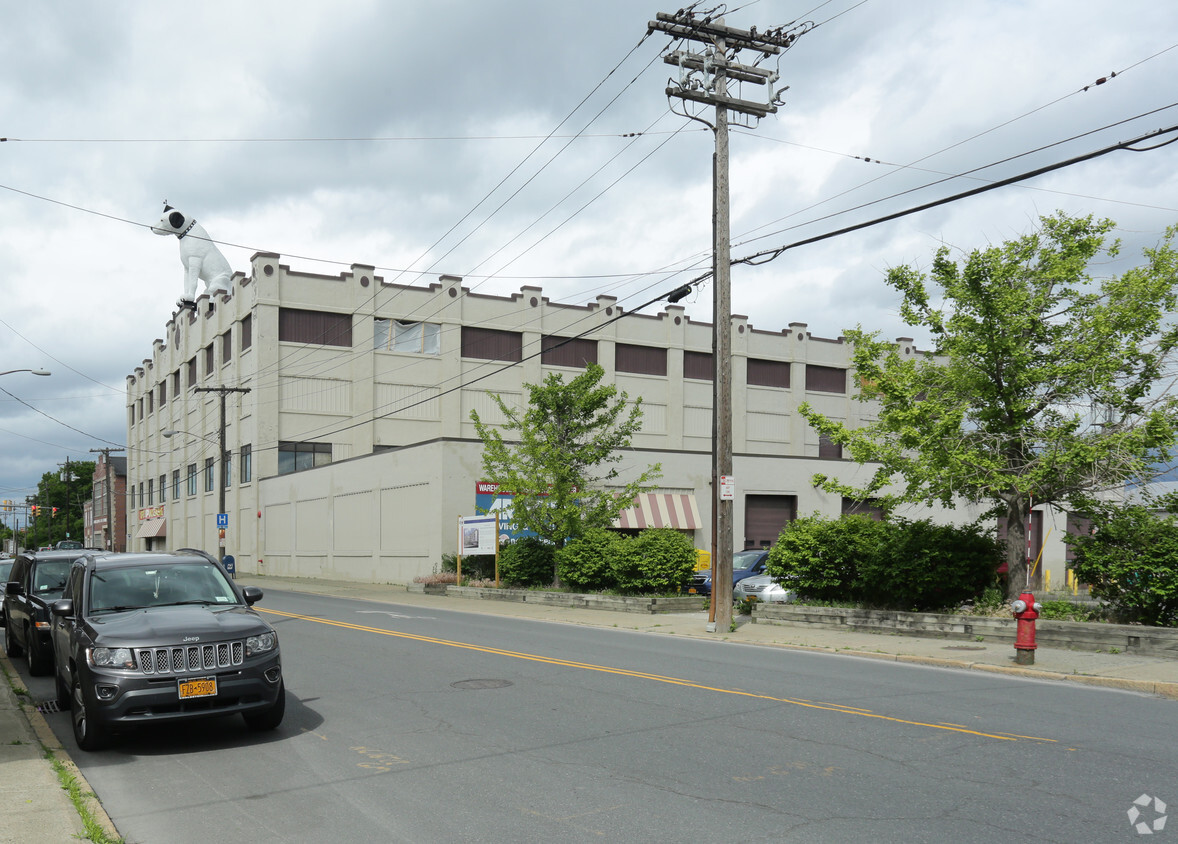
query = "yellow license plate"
xmin=178 ymin=677 xmax=217 ymax=699
xmin=687 ymin=587 xmax=698 ymax=594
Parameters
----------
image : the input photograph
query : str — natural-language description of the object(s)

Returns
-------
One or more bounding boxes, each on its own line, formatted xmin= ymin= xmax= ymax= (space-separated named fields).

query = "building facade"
xmin=86 ymin=454 xmax=127 ymax=552
xmin=125 ymin=252 xmax=1075 ymax=588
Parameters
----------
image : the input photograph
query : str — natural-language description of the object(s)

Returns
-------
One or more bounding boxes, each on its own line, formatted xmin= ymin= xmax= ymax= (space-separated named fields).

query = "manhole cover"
xmin=451 ymin=679 xmax=513 ymax=690
xmin=942 ymin=646 xmax=987 ymax=651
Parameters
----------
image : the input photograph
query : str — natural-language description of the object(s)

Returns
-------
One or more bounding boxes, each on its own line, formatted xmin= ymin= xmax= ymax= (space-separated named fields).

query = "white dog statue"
xmin=152 ymin=204 xmax=233 ymax=308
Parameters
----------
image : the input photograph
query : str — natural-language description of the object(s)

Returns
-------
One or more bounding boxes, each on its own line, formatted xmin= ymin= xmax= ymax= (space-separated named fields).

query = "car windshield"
xmin=88 ymin=561 xmax=240 ymax=614
xmin=733 ymin=551 xmax=765 ymax=572
xmin=32 ymin=560 xmax=71 ymax=596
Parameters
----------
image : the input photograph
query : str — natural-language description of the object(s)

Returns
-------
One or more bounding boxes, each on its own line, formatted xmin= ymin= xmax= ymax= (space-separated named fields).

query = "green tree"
xmin=471 ymin=362 xmax=661 ymax=584
xmin=801 ymin=213 xmax=1178 ymax=598
xmin=32 ymin=460 xmax=95 ymax=547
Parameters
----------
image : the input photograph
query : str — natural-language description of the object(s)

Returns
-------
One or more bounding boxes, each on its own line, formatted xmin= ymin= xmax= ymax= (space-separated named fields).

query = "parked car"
xmin=686 ymin=549 xmax=769 ymax=596
xmin=0 ymin=558 xmax=14 ymax=627
xmin=49 ymin=551 xmax=285 ymax=751
xmin=4 ymin=549 xmax=87 ymax=675
xmin=733 ymin=573 xmax=797 ymax=604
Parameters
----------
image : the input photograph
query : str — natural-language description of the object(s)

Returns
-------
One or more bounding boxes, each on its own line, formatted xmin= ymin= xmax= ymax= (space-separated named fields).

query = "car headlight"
xmin=90 ymin=647 xmax=135 ymax=669
xmin=246 ymin=632 xmax=277 ymax=656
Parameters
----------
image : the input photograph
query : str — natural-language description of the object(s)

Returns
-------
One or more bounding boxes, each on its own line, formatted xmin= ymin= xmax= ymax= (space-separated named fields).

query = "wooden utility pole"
xmin=649 ymin=10 xmax=809 ymax=633
xmin=194 ymin=385 xmax=251 ymax=564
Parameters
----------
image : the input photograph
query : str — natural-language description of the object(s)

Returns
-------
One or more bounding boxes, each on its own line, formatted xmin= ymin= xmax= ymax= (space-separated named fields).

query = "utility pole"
xmin=649 ymin=10 xmax=810 ymax=633
xmin=90 ymin=448 xmax=125 ymax=551
xmin=194 ymin=386 xmax=251 ymax=563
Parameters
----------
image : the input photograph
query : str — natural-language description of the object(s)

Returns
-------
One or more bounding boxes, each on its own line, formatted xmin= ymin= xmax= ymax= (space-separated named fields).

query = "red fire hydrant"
xmin=1012 ymin=592 xmax=1042 ymax=665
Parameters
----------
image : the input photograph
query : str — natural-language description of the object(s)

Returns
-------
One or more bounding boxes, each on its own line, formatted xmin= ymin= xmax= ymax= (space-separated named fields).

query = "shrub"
xmin=860 ymin=519 xmax=999 ymax=611
xmin=498 ymin=537 xmax=556 ymax=588
xmin=556 ymin=528 xmax=621 ymax=591
xmin=631 ymin=528 xmax=697 ymax=593
xmin=442 ymin=551 xmax=497 ymax=581
xmin=1070 ymin=504 xmax=1178 ymax=627
xmin=767 ymin=515 xmax=888 ymax=601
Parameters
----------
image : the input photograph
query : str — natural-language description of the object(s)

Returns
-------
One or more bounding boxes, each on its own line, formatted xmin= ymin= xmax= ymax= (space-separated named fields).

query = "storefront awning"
xmin=613 ymin=494 xmax=701 ymax=530
xmin=134 ymin=518 xmax=167 ymax=539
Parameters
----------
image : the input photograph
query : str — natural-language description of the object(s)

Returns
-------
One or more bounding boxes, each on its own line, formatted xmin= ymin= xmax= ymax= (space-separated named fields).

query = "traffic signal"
xmin=52 ymin=507 xmax=58 ymax=517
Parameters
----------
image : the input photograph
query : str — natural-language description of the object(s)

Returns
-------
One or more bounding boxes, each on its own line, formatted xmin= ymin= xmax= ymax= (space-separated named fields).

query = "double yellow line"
xmin=263 ymin=607 xmax=1038 ymax=742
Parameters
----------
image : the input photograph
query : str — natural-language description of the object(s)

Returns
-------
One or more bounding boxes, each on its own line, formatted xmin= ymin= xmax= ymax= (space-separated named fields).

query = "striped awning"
xmin=613 ymin=494 xmax=701 ymax=530
xmin=134 ymin=518 xmax=167 ymax=539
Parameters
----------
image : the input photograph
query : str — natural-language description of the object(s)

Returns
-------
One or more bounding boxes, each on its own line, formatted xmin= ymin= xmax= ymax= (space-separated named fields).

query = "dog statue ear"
xmin=168 ymin=211 xmax=186 ymax=230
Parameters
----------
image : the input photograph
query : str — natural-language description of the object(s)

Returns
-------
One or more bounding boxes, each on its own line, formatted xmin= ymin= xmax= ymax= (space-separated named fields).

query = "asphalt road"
xmin=17 ymin=588 xmax=1177 ymax=843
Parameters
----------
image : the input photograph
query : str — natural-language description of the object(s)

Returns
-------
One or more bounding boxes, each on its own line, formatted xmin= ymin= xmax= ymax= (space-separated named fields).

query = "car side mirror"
xmin=241 ymin=586 xmax=263 ymax=606
xmin=51 ymin=599 xmax=74 ymax=617
xmin=5 ymin=580 xmax=22 ymax=597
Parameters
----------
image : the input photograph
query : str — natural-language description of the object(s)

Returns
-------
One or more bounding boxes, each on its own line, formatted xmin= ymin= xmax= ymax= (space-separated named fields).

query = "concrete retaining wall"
xmin=752 ymin=604 xmax=1178 ymax=659
xmin=444 ymin=586 xmax=704 ymax=615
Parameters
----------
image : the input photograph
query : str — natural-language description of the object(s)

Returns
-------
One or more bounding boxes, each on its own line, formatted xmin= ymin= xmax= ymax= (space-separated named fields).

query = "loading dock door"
xmin=744 ymin=495 xmax=797 ymax=549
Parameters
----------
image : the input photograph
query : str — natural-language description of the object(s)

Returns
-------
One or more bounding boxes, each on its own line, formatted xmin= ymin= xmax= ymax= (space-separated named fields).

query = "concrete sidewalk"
xmin=2 ymin=575 xmax=1176 ymax=844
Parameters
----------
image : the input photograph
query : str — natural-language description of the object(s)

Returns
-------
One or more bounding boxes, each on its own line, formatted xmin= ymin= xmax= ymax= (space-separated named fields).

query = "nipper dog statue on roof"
xmin=151 ymin=203 xmax=233 ymax=310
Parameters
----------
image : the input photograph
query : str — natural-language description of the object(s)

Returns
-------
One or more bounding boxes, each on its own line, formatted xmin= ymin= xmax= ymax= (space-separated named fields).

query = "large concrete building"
xmin=125 ymin=252 xmax=1076 ymax=588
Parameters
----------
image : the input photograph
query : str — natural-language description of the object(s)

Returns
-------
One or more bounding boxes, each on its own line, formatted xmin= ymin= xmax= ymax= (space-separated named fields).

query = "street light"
xmin=0 ymin=368 xmax=51 ymax=377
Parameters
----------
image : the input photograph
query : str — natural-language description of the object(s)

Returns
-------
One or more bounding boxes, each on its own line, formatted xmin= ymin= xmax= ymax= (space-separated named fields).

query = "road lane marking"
xmin=262 ymin=607 xmax=1020 ymax=742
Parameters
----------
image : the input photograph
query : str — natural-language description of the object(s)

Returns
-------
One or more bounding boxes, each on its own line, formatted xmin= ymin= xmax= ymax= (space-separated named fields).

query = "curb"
xmin=1 ymin=650 xmax=120 ymax=841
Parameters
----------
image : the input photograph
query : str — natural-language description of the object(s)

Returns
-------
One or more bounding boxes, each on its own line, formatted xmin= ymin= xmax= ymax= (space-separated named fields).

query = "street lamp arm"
xmin=0 ymin=368 xmax=51 ymax=377
xmin=162 ymin=428 xmax=219 ymax=446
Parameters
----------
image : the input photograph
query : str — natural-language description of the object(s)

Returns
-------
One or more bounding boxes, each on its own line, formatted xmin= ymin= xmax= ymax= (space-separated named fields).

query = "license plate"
xmin=687 ymin=587 xmax=698 ymax=594
xmin=178 ymin=676 xmax=217 ymax=700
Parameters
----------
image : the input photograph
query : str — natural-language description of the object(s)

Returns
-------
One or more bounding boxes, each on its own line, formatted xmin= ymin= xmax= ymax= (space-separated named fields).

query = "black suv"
xmin=4 ymin=549 xmax=86 ymax=675
xmin=50 ymin=551 xmax=285 ymax=751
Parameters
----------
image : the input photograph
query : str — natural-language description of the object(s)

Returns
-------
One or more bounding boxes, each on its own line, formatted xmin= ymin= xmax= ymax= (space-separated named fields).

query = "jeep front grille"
xmin=137 ymin=642 xmax=244 ymax=675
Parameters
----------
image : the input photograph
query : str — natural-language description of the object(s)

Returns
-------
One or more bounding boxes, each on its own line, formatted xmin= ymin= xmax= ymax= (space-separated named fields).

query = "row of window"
xmin=132 ymin=316 xmax=253 ymax=425
xmin=133 ymin=445 xmax=253 ymax=508
xmin=276 ymin=308 xmax=849 ymax=394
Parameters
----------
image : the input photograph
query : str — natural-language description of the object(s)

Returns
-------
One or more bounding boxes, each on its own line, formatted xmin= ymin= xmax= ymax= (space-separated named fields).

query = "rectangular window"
xmin=172 ymin=469 xmax=180 ymax=501
xmin=187 ymin=358 xmax=196 ymax=388
xmin=138 ymin=482 xmax=144 ymax=508
xmin=806 ymin=364 xmax=847 ymax=393
xmin=137 ymin=398 xmax=143 ymax=421
xmin=461 ymin=326 xmax=522 ymax=362
xmin=240 ymin=444 xmax=252 ymax=484
xmin=223 ymin=451 xmax=232 ymax=488
xmin=158 ymin=380 xmax=166 ymax=407
xmin=222 ymin=329 xmax=232 ymax=365
xmin=748 ymin=358 xmax=790 ymax=388
xmin=159 ymin=473 xmax=167 ymax=502
xmin=277 ymin=441 xmax=332 ymax=475
xmin=842 ymin=497 xmax=884 ymax=520
xmin=818 ymin=433 xmax=843 ymax=459
xmin=186 ymin=464 xmax=197 ymax=496
xmin=146 ymin=390 xmax=153 ymax=414
xmin=128 ymin=406 xmax=135 ymax=428
xmin=541 ymin=335 xmax=597 ymax=368
xmin=615 ymin=343 xmax=667 ymax=376
xmin=204 ymin=457 xmax=215 ymax=492
xmin=684 ymin=351 xmax=713 ymax=381
xmin=374 ymin=318 xmax=441 ymax=354
xmin=204 ymin=345 xmax=214 ymax=377
xmin=172 ymin=371 xmax=180 ymax=396
xmin=241 ymin=314 xmax=253 ymax=350
xmin=278 ymin=308 xmax=352 ymax=347
xmin=146 ymin=479 xmax=153 ymax=505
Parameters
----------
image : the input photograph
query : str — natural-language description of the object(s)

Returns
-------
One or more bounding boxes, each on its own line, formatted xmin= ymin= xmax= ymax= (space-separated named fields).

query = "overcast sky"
xmin=2 ymin=0 xmax=1177 ymax=517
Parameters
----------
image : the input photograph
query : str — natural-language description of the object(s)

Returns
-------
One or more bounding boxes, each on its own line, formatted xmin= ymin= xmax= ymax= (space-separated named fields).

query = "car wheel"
xmin=71 ymin=674 xmax=110 ymax=752
xmin=243 ymin=680 xmax=286 ymax=731
xmin=27 ymin=628 xmax=51 ymax=676
xmin=4 ymin=618 xmax=23 ymax=658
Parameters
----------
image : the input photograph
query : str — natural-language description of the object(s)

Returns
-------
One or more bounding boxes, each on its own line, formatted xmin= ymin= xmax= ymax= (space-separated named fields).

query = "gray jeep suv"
xmin=50 ymin=551 xmax=284 ymax=751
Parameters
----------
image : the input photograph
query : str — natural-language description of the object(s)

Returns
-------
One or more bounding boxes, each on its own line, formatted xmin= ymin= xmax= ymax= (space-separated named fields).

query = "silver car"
xmin=733 ymin=573 xmax=797 ymax=604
